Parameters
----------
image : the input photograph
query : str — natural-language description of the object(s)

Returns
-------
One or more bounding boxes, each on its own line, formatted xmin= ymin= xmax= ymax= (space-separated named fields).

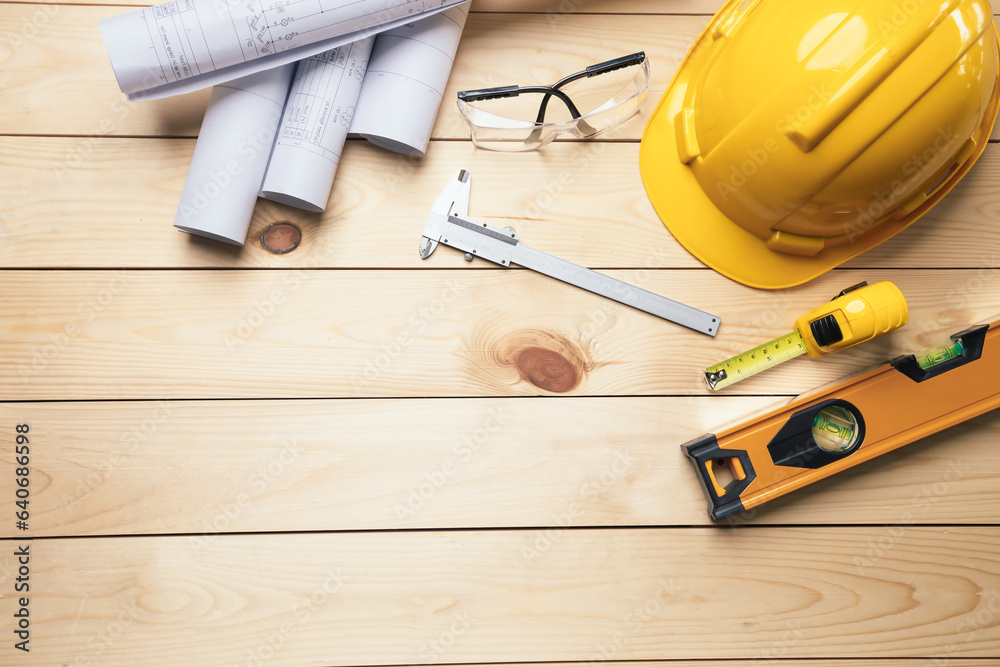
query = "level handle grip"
xmin=681 ymin=435 xmax=757 ymax=521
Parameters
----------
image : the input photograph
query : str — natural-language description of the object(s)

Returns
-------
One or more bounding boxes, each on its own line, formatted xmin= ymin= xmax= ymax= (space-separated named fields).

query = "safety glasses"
xmin=456 ymin=52 xmax=649 ymax=152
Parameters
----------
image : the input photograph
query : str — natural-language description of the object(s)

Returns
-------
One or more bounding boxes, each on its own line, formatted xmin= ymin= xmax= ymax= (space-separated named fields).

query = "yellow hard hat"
xmin=640 ymin=0 xmax=1000 ymax=289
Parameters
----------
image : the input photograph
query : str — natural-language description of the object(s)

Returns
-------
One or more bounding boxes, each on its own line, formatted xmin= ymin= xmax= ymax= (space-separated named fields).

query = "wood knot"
xmin=515 ymin=346 xmax=580 ymax=393
xmin=260 ymin=222 xmax=302 ymax=254
xmin=476 ymin=330 xmax=589 ymax=393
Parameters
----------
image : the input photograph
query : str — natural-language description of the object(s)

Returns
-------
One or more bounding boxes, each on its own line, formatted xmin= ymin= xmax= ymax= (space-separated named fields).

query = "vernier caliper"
xmin=419 ymin=170 xmax=721 ymax=336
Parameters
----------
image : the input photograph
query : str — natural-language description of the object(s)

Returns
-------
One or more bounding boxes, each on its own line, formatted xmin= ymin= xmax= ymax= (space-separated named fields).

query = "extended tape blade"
xmin=705 ymin=330 xmax=807 ymax=390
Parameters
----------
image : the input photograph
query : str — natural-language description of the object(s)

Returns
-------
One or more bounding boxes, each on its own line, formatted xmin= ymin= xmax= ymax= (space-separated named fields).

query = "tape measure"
xmin=684 ymin=322 xmax=998 ymax=521
xmin=705 ymin=281 xmax=909 ymax=390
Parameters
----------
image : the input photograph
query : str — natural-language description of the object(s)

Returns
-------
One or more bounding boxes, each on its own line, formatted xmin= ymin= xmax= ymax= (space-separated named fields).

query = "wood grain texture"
xmin=0 ymin=397 xmax=997 ymax=538
xmin=3 ymin=137 xmax=1000 ymax=269
xmin=0 ymin=137 xmax=698 ymax=269
xmin=1 ymin=528 xmax=997 ymax=665
xmin=3 ymin=269 xmax=998 ymax=401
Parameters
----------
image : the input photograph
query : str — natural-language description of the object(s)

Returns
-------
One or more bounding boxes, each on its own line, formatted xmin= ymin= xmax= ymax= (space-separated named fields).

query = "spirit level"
xmin=684 ymin=322 xmax=999 ymax=521
xmin=705 ymin=281 xmax=909 ymax=390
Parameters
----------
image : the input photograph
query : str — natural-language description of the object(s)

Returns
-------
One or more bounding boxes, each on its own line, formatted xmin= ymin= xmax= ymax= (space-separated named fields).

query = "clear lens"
xmin=457 ymin=103 xmax=555 ymax=152
xmin=568 ymin=59 xmax=649 ymax=138
xmin=457 ymin=58 xmax=650 ymax=152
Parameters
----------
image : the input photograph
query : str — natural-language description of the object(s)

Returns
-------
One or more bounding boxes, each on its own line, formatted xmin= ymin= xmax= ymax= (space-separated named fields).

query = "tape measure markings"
xmin=705 ymin=331 xmax=807 ymax=390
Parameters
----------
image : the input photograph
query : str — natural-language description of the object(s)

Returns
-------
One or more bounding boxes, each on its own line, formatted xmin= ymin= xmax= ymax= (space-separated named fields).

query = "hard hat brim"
xmin=640 ymin=18 xmax=1000 ymax=291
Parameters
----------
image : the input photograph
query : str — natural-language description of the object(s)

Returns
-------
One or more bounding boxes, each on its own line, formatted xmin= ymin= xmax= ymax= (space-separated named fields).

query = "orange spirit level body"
xmin=684 ymin=322 xmax=1000 ymax=521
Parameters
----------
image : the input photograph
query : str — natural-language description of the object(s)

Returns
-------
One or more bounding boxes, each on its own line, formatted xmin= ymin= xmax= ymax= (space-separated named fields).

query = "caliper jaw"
xmin=419 ymin=169 xmax=471 ymax=259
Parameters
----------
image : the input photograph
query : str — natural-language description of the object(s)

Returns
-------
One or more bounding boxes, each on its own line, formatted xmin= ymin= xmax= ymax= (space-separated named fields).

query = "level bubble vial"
xmin=812 ymin=405 xmax=859 ymax=453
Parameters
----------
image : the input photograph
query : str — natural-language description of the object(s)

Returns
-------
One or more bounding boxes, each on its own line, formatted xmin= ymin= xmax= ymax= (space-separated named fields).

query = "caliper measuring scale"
xmin=420 ymin=170 xmax=721 ymax=336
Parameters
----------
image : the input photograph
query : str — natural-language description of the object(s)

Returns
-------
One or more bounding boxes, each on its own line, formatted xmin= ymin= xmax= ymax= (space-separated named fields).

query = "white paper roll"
xmin=99 ymin=0 xmax=466 ymax=101
xmin=260 ymin=38 xmax=374 ymax=212
xmin=350 ymin=3 xmax=470 ymax=158
xmin=174 ymin=66 xmax=294 ymax=245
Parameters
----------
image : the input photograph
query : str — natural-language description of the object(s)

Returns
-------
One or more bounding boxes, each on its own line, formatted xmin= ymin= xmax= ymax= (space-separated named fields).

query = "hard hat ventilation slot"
xmin=713 ymin=0 xmax=759 ymax=39
xmin=898 ymin=139 xmax=976 ymax=219
xmin=924 ymin=162 xmax=959 ymax=198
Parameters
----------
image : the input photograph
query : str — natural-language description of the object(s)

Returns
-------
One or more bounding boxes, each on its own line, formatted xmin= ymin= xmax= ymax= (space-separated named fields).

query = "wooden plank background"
xmin=8 ymin=529 xmax=1000 ymax=664
xmin=1 ymin=0 xmax=999 ymax=665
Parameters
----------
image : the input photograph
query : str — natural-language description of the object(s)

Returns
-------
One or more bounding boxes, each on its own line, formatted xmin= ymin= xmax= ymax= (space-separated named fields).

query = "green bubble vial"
xmin=916 ymin=339 xmax=965 ymax=370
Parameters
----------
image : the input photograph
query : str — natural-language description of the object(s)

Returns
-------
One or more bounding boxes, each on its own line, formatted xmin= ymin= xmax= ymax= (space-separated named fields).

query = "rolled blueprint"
xmin=350 ymin=3 xmax=469 ymax=157
xmin=174 ymin=65 xmax=294 ymax=245
xmin=260 ymin=38 xmax=375 ymax=212
xmin=100 ymin=0 xmax=466 ymax=101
